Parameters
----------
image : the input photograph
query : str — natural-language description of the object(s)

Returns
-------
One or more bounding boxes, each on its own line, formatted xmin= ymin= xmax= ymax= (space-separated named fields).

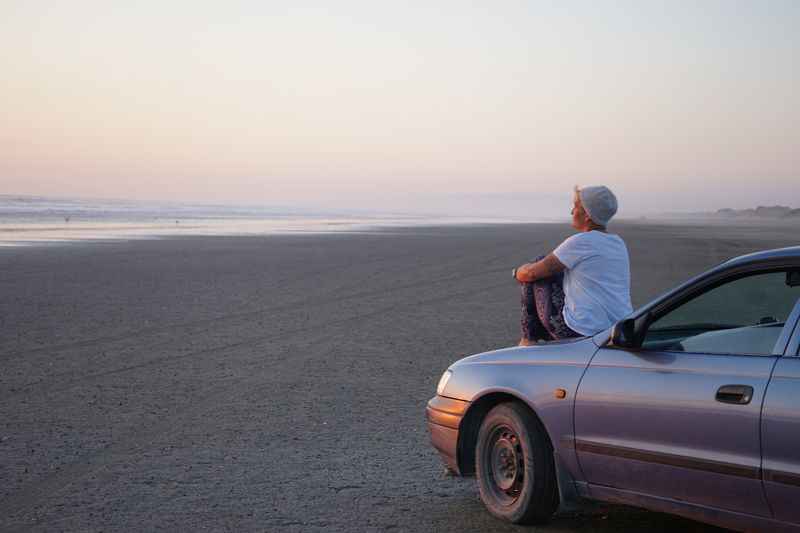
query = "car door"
xmin=574 ymin=270 xmax=800 ymax=517
xmin=761 ymin=299 xmax=800 ymax=524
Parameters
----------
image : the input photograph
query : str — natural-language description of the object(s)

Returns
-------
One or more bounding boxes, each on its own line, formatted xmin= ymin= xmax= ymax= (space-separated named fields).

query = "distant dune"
xmin=645 ymin=205 xmax=800 ymax=222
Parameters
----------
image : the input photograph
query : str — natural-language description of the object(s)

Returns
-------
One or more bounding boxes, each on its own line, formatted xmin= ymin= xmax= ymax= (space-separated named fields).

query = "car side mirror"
xmin=608 ymin=318 xmax=637 ymax=349
xmin=787 ymin=270 xmax=800 ymax=287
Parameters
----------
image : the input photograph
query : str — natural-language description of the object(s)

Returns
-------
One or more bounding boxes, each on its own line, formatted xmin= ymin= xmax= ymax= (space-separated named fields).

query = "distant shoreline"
xmin=0 ymin=217 xmax=558 ymax=247
xmin=0 ymin=215 xmax=797 ymax=248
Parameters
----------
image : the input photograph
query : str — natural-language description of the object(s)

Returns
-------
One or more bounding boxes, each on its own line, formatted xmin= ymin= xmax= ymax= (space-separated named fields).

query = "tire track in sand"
xmin=2 ymin=264 xmax=510 ymax=400
xmin=0 ymin=280 xmax=508 ymax=530
xmin=1 ymin=265 xmax=508 ymax=361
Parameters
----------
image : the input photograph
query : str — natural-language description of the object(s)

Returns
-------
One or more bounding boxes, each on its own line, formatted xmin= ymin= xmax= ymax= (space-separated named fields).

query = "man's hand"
xmin=515 ymin=253 xmax=566 ymax=283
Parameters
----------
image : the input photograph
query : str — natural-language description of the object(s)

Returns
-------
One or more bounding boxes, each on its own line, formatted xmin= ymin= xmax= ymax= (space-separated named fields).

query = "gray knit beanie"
xmin=578 ymin=185 xmax=618 ymax=226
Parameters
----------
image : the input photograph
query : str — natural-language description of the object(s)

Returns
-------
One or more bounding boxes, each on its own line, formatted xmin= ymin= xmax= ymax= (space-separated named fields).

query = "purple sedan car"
xmin=427 ymin=246 xmax=800 ymax=531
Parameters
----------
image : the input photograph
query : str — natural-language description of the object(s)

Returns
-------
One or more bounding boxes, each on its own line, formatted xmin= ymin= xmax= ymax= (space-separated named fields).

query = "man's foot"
xmin=518 ymin=337 xmax=534 ymax=346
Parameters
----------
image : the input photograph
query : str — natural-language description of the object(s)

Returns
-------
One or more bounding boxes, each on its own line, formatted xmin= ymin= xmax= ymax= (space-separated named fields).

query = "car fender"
xmin=442 ymin=339 xmax=598 ymax=492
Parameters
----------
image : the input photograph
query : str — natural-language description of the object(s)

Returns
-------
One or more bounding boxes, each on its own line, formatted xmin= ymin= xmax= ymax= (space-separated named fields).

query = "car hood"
xmin=451 ymin=336 xmax=598 ymax=369
xmin=439 ymin=337 xmax=599 ymax=403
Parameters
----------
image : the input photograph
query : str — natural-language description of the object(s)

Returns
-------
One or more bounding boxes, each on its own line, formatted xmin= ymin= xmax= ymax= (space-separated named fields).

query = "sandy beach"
xmin=1 ymin=221 xmax=797 ymax=532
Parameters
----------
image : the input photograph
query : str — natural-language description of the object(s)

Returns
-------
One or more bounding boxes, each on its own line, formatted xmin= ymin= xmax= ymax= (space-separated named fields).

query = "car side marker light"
xmin=554 ymin=388 xmax=567 ymax=399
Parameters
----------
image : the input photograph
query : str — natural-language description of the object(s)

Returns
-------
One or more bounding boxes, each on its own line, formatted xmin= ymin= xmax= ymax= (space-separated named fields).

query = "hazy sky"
xmin=1 ymin=1 xmax=798 ymax=216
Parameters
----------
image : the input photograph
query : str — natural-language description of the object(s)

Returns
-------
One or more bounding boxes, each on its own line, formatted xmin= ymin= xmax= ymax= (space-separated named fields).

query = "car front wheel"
xmin=475 ymin=402 xmax=558 ymax=524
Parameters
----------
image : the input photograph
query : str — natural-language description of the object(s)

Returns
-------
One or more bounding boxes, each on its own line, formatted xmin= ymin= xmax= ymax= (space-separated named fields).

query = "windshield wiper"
xmin=649 ymin=323 xmax=743 ymax=332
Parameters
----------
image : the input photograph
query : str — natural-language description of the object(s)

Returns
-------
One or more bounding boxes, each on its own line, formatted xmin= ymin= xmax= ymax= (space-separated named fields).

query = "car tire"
xmin=475 ymin=402 xmax=558 ymax=524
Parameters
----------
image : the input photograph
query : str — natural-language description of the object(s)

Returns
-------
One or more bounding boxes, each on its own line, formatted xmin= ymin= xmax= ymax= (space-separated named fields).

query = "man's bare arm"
xmin=515 ymin=253 xmax=566 ymax=282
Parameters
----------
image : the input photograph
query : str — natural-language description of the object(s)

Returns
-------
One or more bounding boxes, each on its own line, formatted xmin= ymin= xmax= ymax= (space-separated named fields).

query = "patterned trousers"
xmin=520 ymin=258 xmax=581 ymax=342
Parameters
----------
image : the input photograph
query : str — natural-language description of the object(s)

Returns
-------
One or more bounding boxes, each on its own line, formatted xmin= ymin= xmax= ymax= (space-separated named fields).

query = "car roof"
xmin=721 ymin=246 xmax=800 ymax=268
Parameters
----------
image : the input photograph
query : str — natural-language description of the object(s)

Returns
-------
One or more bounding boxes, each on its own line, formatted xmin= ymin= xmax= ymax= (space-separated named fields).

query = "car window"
xmin=642 ymin=271 xmax=800 ymax=355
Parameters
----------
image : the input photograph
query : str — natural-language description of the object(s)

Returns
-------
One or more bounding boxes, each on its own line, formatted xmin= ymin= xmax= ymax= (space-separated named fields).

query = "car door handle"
xmin=715 ymin=385 xmax=754 ymax=405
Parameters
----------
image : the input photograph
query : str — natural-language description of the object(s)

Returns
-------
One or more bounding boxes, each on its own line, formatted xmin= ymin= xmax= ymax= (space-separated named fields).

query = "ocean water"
xmin=0 ymin=196 xmax=531 ymax=246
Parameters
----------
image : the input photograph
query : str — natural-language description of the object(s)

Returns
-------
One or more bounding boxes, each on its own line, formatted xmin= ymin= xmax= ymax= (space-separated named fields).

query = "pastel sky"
xmin=1 ymin=1 xmax=798 ymax=216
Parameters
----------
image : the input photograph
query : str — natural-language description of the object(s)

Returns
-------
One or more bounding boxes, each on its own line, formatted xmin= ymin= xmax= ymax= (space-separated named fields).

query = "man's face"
xmin=571 ymin=194 xmax=587 ymax=229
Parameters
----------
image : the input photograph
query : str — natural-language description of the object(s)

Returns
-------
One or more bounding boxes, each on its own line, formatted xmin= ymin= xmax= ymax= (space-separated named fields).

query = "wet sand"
xmin=1 ymin=221 xmax=797 ymax=532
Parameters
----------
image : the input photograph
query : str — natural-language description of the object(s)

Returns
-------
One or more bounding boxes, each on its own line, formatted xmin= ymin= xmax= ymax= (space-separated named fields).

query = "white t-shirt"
xmin=552 ymin=231 xmax=633 ymax=336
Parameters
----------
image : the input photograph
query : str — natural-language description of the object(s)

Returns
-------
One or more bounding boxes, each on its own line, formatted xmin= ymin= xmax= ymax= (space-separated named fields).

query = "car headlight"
xmin=436 ymin=369 xmax=453 ymax=396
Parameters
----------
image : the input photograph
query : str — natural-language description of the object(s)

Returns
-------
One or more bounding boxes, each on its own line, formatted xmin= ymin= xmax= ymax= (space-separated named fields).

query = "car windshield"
xmin=649 ymin=319 xmax=785 ymax=332
xmin=642 ymin=272 xmax=800 ymax=355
